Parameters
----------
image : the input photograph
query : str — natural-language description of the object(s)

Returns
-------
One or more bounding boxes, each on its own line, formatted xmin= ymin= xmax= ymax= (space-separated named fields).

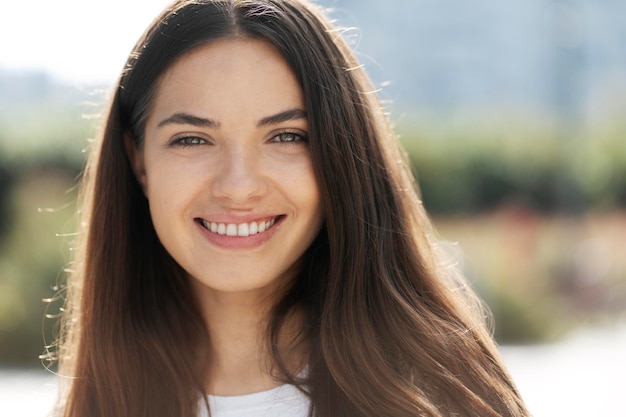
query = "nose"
xmin=211 ymin=146 xmax=268 ymax=204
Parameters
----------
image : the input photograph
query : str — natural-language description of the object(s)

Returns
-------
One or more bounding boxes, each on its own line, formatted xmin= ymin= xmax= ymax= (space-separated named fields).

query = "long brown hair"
xmin=54 ymin=0 xmax=530 ymax=416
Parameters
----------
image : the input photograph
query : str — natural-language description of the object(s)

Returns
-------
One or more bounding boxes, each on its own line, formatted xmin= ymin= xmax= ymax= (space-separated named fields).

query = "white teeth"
xmin=237 ymin=223 xmax=250 ymax=237
xmin=202 ymin=218 xmax=278 ymax=237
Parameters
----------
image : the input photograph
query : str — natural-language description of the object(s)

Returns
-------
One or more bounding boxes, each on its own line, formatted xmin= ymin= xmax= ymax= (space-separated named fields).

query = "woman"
xmin=53 ymin=0 xmax=530 ymax=416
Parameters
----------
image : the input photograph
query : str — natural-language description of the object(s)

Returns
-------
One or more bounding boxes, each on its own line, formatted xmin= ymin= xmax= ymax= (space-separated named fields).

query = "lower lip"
xmin=195 ymin=217 xmax=284 ymax=250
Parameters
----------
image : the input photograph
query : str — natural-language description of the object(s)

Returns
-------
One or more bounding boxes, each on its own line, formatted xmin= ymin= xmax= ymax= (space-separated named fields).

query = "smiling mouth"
xmin=196 ymin=216 xmax=282 ymax=237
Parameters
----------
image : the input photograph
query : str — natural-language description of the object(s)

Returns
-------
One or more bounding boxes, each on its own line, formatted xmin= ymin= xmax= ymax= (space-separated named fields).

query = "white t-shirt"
xmin=199 ymin=383 xmax=311 ymax=417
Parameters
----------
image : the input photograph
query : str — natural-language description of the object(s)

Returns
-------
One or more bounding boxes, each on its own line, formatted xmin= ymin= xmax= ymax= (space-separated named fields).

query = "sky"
xmin=2 ymin=0 xmax=173 ymax=84
xmin=3 ymin=0 xmax=625 ymax=120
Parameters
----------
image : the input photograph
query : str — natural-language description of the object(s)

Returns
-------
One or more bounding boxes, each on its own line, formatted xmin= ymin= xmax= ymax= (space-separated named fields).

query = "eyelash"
xmin=167 ymin=131 xmax=308 ymax=148
xmin=168 ymin=136 xmax=207 ymax=148
xmin=270 ymin=131 xmax=308 ymax=145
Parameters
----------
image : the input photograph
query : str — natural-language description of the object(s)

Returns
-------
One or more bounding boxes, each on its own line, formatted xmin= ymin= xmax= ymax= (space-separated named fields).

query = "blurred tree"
xmin=0 ymin=156 xmax=14 ymax=239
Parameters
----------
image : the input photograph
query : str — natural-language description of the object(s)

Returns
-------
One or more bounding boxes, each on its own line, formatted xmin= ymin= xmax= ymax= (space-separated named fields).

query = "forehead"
xmin=148 ymin=38 xmax=304 ymax=124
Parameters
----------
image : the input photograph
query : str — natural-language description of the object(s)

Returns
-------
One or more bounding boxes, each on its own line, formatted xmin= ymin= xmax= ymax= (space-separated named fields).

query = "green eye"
xmin=170 ymin=136 xmax=207 ymax=147
xmin=271 ymin=131 xmax=308 ymax=144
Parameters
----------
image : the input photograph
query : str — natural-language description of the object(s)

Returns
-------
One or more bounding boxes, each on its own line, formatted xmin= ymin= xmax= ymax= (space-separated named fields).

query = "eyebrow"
xmin=156 ymin=108 xmax=307 ymax=129
xmin=256 ymin=108 xmax=307 ymax=127
xmin=157 ymin=113 xmax=219 ymax=129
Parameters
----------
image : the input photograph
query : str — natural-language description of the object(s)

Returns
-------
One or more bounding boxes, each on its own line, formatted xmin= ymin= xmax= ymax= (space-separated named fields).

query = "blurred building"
xmin=318 ymin=0 xmax=626 ymax=121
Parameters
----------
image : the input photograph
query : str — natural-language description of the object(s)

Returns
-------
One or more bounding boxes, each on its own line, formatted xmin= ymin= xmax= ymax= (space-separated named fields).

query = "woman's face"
xmin=128 ymin=39 xmax=323 ymax=300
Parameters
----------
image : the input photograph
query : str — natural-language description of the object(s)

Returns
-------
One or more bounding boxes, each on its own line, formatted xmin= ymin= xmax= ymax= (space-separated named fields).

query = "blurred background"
xmin=1 ymin=0 xmax=625 ymax=415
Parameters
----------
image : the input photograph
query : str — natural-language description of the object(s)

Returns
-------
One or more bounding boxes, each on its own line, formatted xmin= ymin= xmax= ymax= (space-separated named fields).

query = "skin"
xmin=127 ymin=38 xmax=324 ymax=394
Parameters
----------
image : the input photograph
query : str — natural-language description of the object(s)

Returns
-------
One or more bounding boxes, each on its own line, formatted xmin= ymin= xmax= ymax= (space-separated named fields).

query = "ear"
xmin=124 ymin=132 xmax=148 ymax=196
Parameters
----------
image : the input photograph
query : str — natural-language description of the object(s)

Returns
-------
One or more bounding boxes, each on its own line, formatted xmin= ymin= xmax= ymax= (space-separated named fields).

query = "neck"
xmin=193 ymin=285 xmax=303 ymax=396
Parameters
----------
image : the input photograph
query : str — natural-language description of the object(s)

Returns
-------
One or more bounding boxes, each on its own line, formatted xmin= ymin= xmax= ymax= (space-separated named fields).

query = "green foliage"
xmin=398 ymin=117 xmax=626 ymax=214
xmin=570 ymin=121 xmax=626 ymax=209
xmin=0 ymin=158 xmax=13 ymax=239
xmin=482 ymin=288 xmax=557 ymax=344
xmin=398 ymin=115 xmax=626 ymax=343
xmin=0 ymin=169 xmax=77 ymax=367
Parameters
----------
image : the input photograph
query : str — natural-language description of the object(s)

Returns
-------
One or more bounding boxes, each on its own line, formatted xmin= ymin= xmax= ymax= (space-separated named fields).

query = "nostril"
xmin=211 ymin=166 xmax=269 ymax=202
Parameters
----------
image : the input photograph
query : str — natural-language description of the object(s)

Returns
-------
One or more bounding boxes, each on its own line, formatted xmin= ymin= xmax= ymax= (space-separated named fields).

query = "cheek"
xmin=144 ymin=163 xmax=194 ymax=226
xmin=304 ymin=181 xmax=322 ymax=216
xmin=286 ymin=162 xmax=322 ymax=219
xmin=144 ymin=150 xmax=201 ymax=199
xmin=147 ymin=183 xmax=178 ymax=237
xmin=300 ymin=161 xmax=322 ymax=208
